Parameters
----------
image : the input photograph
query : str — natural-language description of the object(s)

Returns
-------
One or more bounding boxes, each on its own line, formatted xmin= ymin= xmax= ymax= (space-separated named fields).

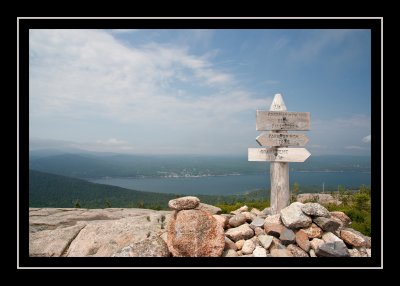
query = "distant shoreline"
xmin=85 ymin=169 xmax=371 ymax=180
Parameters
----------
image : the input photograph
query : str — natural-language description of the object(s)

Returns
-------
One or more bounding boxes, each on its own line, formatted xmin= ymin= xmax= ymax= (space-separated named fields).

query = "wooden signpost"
xmin=256 ymin=111 xmax=310 ymax=131
xmin=256 ymin=133 xmax=309 ymax=147
xmin=248 ymin=94 xmax=311 ymax=214
xmin=248 ymin=147 xmax=311 ymax=162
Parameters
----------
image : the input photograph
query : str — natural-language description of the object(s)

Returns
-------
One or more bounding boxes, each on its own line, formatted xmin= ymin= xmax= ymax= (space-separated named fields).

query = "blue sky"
xmin=29 ymin=29 xmax=371 ymax=155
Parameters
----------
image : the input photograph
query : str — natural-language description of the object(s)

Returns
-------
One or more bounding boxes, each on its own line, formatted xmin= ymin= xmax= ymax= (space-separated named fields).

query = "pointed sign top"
xmin=270 ymin=93 xmax=287 ymax=111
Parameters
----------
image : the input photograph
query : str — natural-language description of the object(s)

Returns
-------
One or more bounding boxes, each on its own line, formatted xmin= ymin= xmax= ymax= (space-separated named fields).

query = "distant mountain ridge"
xmin=29 ymin=152 xmax=371 ymax=179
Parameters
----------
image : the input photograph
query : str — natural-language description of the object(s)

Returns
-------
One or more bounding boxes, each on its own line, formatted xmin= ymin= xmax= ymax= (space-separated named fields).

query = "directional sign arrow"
xmin=256 ymin=132 xmax=309 ymax=147
xmin=256 ymin=111 xmax=310 ymax=131
xmin=248 ymin=147 xmax=311 ymax=162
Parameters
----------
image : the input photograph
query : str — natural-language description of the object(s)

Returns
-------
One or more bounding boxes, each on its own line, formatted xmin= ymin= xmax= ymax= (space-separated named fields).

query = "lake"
xmin=88 ymin=171 xmax=371 ymax=196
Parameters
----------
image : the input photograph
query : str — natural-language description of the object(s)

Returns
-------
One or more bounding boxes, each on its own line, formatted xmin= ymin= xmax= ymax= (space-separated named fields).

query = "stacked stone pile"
xmin=29 ymin=196 xmax=371 ymax=257
xmin=166 ymin=197 xmax=371 ymax=257
xmin=166 ymin=196 xmax=225 ymax=257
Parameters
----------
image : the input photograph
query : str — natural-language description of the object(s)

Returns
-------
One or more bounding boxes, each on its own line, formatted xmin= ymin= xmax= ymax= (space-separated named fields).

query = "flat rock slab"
xmin=67 ymin=214 xmax=167 ymax=257
xmin=29 ymin=223 xmax=86 ymax=257
xmin=29 ymin=208 xmax=171 ymax=257
xmin=29 ymin=208 xmax=169 ymax=232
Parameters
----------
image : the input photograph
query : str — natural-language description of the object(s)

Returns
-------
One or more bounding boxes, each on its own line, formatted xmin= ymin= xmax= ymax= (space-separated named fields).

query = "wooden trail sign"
xmin=248 ymin=147 xmax=311 ymax=162
xmin=256 ymin=132 xmax=309 ymax=147
xmin=248 ymin=93 xmax=311 ymax=215
xmin=256 ymin=111 xmax=310 ymax=131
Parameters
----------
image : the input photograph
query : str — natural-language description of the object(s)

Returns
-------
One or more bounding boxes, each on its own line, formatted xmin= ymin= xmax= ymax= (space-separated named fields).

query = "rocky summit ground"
xmin=29 ymin=208 xmax=172 ymax=257
xmin=29 ymin=198 xmax=371 ymax=257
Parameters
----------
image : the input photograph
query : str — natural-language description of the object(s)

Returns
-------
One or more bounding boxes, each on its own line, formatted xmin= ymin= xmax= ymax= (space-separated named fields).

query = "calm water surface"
xmin=89 ymin=171 xmax=371 ymax=196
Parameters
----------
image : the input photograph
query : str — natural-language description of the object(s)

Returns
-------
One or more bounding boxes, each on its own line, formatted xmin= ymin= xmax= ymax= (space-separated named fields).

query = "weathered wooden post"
xmin=248 ymin=94 xmax=311 ymax=214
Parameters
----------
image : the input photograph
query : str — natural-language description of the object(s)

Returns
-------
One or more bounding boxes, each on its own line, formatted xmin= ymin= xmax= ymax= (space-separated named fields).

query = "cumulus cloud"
xmin=28 ymin=29 xmax=271 ymax=154
xmin=29 ymin=29 xmax=264 ymax=123
xmin=362 ymin=134 xmax=371 ymax=144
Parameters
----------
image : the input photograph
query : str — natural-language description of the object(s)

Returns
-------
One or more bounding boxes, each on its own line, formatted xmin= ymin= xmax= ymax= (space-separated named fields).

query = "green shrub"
xmin=354 ymin=192 xmax=370 ymax=211
xmin=325 ymin=186 xmax=371 ymax=236
xmin=74 ymin=199 xmax=81 ymax=208
xmin=216 ymin=200 xmax=270 ymax=214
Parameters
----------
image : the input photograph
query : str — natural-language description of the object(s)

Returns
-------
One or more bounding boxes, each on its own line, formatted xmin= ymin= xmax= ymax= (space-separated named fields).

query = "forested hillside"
xmin=29 ymin=170 xmax=267 ymax=209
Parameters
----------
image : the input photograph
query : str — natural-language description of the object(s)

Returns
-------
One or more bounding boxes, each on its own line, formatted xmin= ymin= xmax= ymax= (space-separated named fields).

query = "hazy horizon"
xmin=29 ymin=143 xmax=372 ymax=158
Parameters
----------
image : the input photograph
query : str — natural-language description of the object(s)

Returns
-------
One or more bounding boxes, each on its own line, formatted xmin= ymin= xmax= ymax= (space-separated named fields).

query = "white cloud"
xmin=29 ymin=29 xmax=260 ymax=123
xmin=29 ymin=29 xmax=270 ymax=154
xmin=96 ymin=138 xmax=128 ymax=146
xmin=91 ymin=138 xmax=134 ymax=151
xmin=362 ymin=134 xmax=371 ymax=144
xmin=345 ymin=145 xmax=365 ymax=150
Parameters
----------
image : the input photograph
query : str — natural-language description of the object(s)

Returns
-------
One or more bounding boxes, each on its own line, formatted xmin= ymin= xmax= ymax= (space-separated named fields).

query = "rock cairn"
xmin=167 ymin=196 xmax=225 ymax=257
xmin=166 ymin=197 xmax=371 ymax=257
